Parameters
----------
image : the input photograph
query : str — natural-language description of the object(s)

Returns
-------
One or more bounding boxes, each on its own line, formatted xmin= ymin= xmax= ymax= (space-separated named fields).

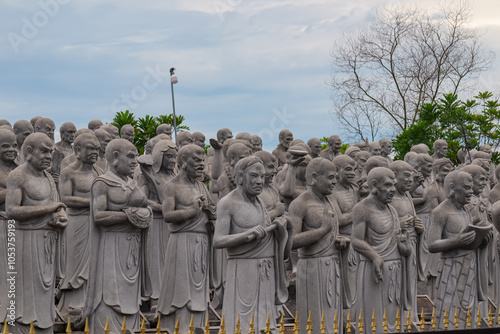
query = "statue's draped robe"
xmin=297 ymin=198 xmax=342 ymax=334
xmin=356 ymin=205 xmax=406 ymax=333
xmin=86 ymin=173 xmax=151 ymax=334
xmin=57 ymin=165 xmax=102 ymax=321
xmin=222 ymin=197 xmax=288 ymax=334
xmin=157 ymin=181 xmax=213 ymax=333
xmin=13 ymin=171 xmax=61 ymax=334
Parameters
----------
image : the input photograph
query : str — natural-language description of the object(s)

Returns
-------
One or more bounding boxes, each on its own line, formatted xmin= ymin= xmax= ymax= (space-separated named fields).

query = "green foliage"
xmin=393 ymin=92 xmax=500 ymax=164
xmin=111 ymin=110 xmax=190 ymax=155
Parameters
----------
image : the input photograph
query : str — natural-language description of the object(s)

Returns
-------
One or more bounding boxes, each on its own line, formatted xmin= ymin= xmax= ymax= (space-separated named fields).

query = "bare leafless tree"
xmin=330 ymin=1 xmax=494 ymax=140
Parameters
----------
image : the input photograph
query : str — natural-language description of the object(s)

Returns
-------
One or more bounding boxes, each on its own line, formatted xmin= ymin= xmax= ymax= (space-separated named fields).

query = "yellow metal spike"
xmin=431 ymin=307 xmax=436 ymax=331
xmin=174 ymin=315 xmax=180 ymax=334
xmin=466 ymin=307 xmax=471 ymax=329
xmin=219 ymin=314 xmax=226 ymax=334
xmin=249 ymin=313 xmax=256 ymax=334
xmin=141 ymin=316 xmax=146 ymax=334
xmin=419 ymin=308 xmax=425 ymax=331
xmin=293 ymin=311 xmax=299 ymax=334
xmin=264 ymin=313 xmax=272 ymax=334
xmin=333 ymin=310 xmax=338 ymax=334
xmin=104 ymin=317 xmax=110 ymax=334
xmin=66 ymin=317 xmax=72 ymax=334
xmin=358 ymin=310 xmax=364 ymax=334
xmin=188 ymin=314 xmax=195 ymax=334
xmin=477 ymin=306 xmax=482 ymax=328
xmin=122 ymin=316 xmax=127 ymax=334
xmin=235 ymin=314 xmax=242 ymax=334
xmin=406 ymin=309 xmax=412 ymax=333
xmin=3 ymin=320 xmax=9 ymax=334
xmin=443 ymin=308 xmax=449 ymax=331
xmin=454 ymin=307 xmax=459 ymax=330
xmin=320 ymin=311 xmax=326 ymax=334
xmin=84 ymin=317 xmax=90 ymax=334
xmin=383 ymin=309 xmax=388 ymax=334
xmin=346 ymin=309 xmax=352 ymax=334
xmin=395 ymin=308 xmax=401 ymax=333
xmin=371 ymin=309 xmax=377 ymax=334
xmin=489 ymin=305 xmax=493 ymax=328
xmin=29 ymin=321 xmax=35 ymax=334
xmin=306 ymin=311 xmax=312 ymax=334
xmin=156 ymin=315 xmax=161 ymax=334
xmin=205 ymin=314 xmax=211 ymax=334
xmin=279 ymin=313 xmax=286 ymax=334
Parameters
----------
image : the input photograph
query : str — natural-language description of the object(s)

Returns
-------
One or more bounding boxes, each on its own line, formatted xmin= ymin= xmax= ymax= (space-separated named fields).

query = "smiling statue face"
xmin=454 ymin=173 xmax=474 ymax=205
xmin=0 ymin=131 xmax=17 ymax=164
xmin=315 ymin=164 xmax=338 ymax=195
xmin=241 ymin=163 xmax=265 ymax=197
xmin=339 ymin=162 xmax=356 ymax=185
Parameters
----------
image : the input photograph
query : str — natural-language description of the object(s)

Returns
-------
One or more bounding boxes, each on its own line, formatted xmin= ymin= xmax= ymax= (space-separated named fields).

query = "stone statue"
xmin=192 ymin=132 xmax=206 ymax=148
xmin=272 ymin=129 xmax=293 ymax=166
xmin=156 ymin=124 xmax=172 ymax=137
xmin=279 ymin=152 xmax=311 ymax=209
xmin=428 ymin=170 xmax=491 ymax=329
xmin=30 ymin=116 xmax=43 ymax=129
xmin=431 ymin=140 xmax=448 ymax=160
xmin=235 ymin=132 xmax=253 ymax=145
xmin=157 ymin=144 xmax=216 ymax=333
xmin=120 ymin=124 xmax=135 ymax=143
xmin=87 ymin=119 xmax=103 ymax=131
xmin=213 ymin=142 xmax=252 ymax=199
xmin=411 ymin=143 xmax=430 ymax=154
xmin=251 ymin=135 xmax=262 ymax=153
xmin=307 ymin=137 xmax=322 ymax=158
xmin=319 ymin=135 xmax=342 ymax=161
xmin=351 ymin=167 xmax=410 ymax=332
xmin=60 ymin=129 xmax=95 ymax=171
xmin=0 ymin=119 xmax=11 ymax=127
xmin=214 ymin=156 xmax=290 ymax=334
xmin=369 ymin=141 xmax=382 ymax=156
xmin=0 ymin=129 xmax=18 ymax=330
xmin=289 ymin=157 xmax=348 ymax=334
xmin=34 ymin=118 xmax=56 ymax=142
xmin=176 ymin=131 xmax=194 ymax=148
xmin=94 ymin=128 xmax=113 ymax=172
xmin=345 ymin=146 xmax=360 ymax=159
xmin=138 ymin=139 xmax=177 ymax=311
xmin=253 ymin=151 xmax=285 ymax=220
xmin=6 ymin=133 xmax=68 ymax=334
xmin=389 ymin=161 xmax=424 ymax=322
xmin=52 ymin=122 xmax=76 ymax=184
xmin=101 ymin=123 xmax=119 ymax=139
xmin=12 ymin=120 xmax=33 ymax=164
xmin=56 ymin=133 xmax=102 ymax=324
xmin=489 ymin=165 xmax=500 ymax=204
xmin=424 ymin=158 xmax=454 ymax=298
xmin=85 ymin=139 xmax=152 ymax=333
xmin=329 ymin=155 xmax=359 ymax=309
xmin=353 ymin=151 xmax=370 ymax=185
xmin=379 ymin=138 xmax=393 ymax=164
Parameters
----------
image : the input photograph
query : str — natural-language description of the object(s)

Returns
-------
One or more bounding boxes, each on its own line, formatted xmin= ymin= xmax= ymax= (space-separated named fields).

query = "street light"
xmin=170 ymin=67 xmax=178 ymax=143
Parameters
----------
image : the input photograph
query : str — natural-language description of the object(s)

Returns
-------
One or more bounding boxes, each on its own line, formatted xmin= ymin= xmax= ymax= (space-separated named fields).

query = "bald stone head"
xmin=13 ymin=120 xmax=33 ymax=148
xmin=279 ymin=129 xmax=293 ymax=150
xmin=74 ymin=133 xmax=100 ymax=164
xmin=0 ymin=120 xmax=11 ymax=127
xmin=30 ymin=116 xmax=42 ymax=129
xmin=390 ymin=161 xmax=414 ymax=193
xmin=227 ymin=142 xmax=253 ymax=168
xmin=105 ymin=139 xmax=138 ymax=178
xmin=156 ymin=124 xmax=172 ymax=137
xmin=379 ymin=138 xmax=392 ymax=157
xmin=252 ymin=135 xmax=262 ymax=153
xmin=305 ymin=157 xmax=338 ymax=194
xmin=365 ymin=156 xmax=389 ymax=175
xmin=217 ymin=128 xmax=233 ymax=144
xmin=94 ymin=128 xmax=113 ymax=153
xmin=367 ymin=167 xmax=396 ymax=204
xmin=88 ymin=119 xmax=103 ymax=131
xmin=307 ymin=137 xmax=322 ymax=158
xmin=60 ymin=122 xmax=76 ymax=145
xmin=192 ymin=132 xmax=206 ymax=149
xmin=101 ymin=124 xmax=119 ymax=139
xmin=0 ymin=128 xmax=17 ymax=165
xmin=369 ymin=142 xmax=381 ymax=156
xmin=327 ymin=135 xmax=342 ymax=154
xmin=23 ymin=133 xmax=55 ymax=170
xmin=34 ymin=118 xmax=56 ymax=141
xmin=176 ymin=131 xmax=194 ymax=148
xmin=120 ymin=124 xmax=135 ymax=143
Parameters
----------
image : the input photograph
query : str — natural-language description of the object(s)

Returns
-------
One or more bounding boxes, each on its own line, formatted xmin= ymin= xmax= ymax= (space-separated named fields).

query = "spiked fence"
xmin=3 ymin=305 xmax=500 ymax=334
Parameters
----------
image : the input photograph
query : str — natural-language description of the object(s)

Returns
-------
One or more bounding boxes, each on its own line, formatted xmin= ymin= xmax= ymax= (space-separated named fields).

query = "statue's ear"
xmin=235 ymin=170 xmax=244 ymax=186
xmin=310 ymin=171 xmax=317 ymax=186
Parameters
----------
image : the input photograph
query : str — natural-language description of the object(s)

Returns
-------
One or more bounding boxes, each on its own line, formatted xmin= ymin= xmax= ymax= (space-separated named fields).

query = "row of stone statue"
xmin=0 ymin=117 xmax=499 ymax=334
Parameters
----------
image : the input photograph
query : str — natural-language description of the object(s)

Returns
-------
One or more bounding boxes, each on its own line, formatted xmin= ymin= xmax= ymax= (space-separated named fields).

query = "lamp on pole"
xmin=170 ymin=67 xmax=178 ymax=143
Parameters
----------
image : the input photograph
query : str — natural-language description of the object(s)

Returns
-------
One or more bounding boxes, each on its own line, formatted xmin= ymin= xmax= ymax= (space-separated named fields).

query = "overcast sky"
xmin=1 ymin=0 xmax=499 ymax=150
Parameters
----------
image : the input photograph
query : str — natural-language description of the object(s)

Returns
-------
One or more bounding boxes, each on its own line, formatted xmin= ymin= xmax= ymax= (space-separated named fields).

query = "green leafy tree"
xmin=111 ymin=110 xmax=138 ymax=129
xmin=393 ymin=92 xmax=500 ymax=164
xmin=156 ymin=114 xmax=189 ymax=132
